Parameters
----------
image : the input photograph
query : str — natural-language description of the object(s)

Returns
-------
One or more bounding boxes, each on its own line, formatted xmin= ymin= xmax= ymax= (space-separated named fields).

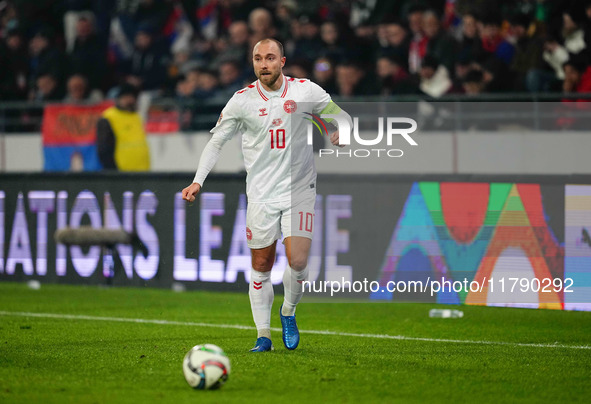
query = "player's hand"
xmin=330 ymin=131 xmax=345 ymax=148
xmin=182 ymin=182 xmax=201 ymax=203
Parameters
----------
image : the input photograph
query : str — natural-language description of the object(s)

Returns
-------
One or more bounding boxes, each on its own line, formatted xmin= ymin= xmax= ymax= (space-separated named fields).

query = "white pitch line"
xmin=0 ymin=310 xmax=589 ymax=351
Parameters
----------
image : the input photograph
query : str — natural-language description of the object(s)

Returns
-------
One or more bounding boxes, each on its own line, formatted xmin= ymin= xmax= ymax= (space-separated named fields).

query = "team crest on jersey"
xmin=246 ymin=227 xmax=253 ymax=241
xmin=272 ymin=118 xmax=282 ymax=126
xmin=283 ymin=100 xmax=297 ymax=114
xmin=259 ymin=108 xmax=268 ymax=116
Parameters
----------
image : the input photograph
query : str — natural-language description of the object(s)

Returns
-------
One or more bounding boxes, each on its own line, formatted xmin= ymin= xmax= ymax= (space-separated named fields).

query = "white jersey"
xmin=194 ymin=75 xmax=331 ymax=202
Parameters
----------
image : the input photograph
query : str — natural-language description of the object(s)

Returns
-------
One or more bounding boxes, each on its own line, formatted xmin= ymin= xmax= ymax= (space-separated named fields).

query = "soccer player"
xmin=182 ymin=38 xmax=349 ymax=352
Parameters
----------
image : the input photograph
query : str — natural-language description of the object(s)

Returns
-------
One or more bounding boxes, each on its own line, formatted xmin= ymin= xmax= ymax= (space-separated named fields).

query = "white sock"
xmin=282 ymin=264 xmax=308 ymax=316
xmin=249 ymin=268 xmax=273 ymax=338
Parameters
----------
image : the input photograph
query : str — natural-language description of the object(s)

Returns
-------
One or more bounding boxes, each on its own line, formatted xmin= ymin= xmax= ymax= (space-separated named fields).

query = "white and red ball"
xmin=182 ymin=344 xmax=231 ymax=390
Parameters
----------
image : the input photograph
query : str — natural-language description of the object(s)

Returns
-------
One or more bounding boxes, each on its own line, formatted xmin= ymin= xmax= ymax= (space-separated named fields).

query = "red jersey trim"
xmin=256 ymin=76 xmax=288 ymax=100
xmin=281 ymin=76 xmax=289 ymax=98
xmin=255 ymin=81 xmax=269 ymax=101
xmin=235 ymin=84 xmax=255 ymax=95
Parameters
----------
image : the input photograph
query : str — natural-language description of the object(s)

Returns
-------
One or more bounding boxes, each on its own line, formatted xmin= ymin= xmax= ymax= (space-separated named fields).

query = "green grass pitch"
xmin=1 ymin=282 xmax=590 ymax=403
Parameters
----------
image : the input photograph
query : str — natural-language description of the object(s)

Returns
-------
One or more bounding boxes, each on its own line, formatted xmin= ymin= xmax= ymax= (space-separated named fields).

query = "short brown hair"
xmin=254 ymin=38 xmax=284 ymax=57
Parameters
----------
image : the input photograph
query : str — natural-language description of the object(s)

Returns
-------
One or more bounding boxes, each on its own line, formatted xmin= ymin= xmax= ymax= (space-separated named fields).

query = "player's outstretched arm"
xmin=182 ymin=182 xmax=201 ymax=203
xmin=182 ymin=96 xmax=240 ymax=203
xmin=181 ymin=122 xmax=228 ymax=204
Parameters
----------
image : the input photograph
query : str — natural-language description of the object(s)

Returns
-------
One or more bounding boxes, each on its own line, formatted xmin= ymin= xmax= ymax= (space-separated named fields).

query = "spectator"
xmin=335 ymin=61 xmax=378 ymax=97
xmin=462 ymin=69 xmax=485 ymax=95
xmin=7 ymin=1 xmax=65 ymax=42
xmin=319 ymin=21 xmax=347 ymax=63
xmin=354 ymin=23 xmax=376 ymax=42
xmin=211 ymin=21 xmax=250 ymax=68
xmin=407 ymin=5 xmax=428 ymax=73
xmin=96 ymin=84 xmax=150 ymax=171
xmin=292 ymin=14 xmax=324 ymax=62
xmin=286 ymin=15 xmax=304 ymax=58
xmin=228 ymin=20 xmax=250 ymax=59
xmin=376 ymin=54 xmax=414 ymax=95
xmin=562 ymin=54 xmax=591 ymax=94
xmin=248 ymin=8 xmax=277 ymax=43
xmin=284 ymin=61 xmax=310 ymax=79
xmin=221 ymin=0 xmax=259 ymax=26
xmin=117 ymin=0 xmax=173 ymax=45
xmin=175 ymin=68 xmax=200 ymax=99
xmin=194 ymin=69 xmax=219 ymax=99
xmin=542 ymin=36 xmax=569 ymax=85
xmin=423 ymin=10 xmax=458 ymax=73
xmin=419 ymin=55 xmax=452 ymax=98
xmin=454 ymin=53 xmax=472 ymax=88
xmin=63 ymin=1 xmax=98 ymax=52
xmin=32 ymin=73 xmax=64 ymax=101
xmin=168 ymin=46 xmax=192 ymax=86
xmin=28 ymin=27 xmax=66 ymax=96
xmin=68 ymin=14 xmax=106 ymax=90
xmin=0 ymin=28 xmax=28 ymax=100
xmin=509 ymin=14 xmax=544 ymax=91
xmin=377 ymin=19 xmax=410 ymax=71
xmin=218 ymin=60 xmax=244 ymax=97
xmin=126 ymin=24 xmax=170 ymax=92
xmin=457 ymin=12 xmax=483 ymax=62
xmin=63 ymin=74 xmax=103 ymax=103
xmin=336 ymin=63 xmax=360 ymax=97
xmin=275 ymin=0 xmax=297 ymax=40
xmin=479 ymin=14 xmax=514 ymax=66
xmin=562 ymin=7 xmax=586 ymax=55
xmin=0 ymin=2 xmax=19 ymax=34
xmin=312 ymin=57 xmax=337 ymax=94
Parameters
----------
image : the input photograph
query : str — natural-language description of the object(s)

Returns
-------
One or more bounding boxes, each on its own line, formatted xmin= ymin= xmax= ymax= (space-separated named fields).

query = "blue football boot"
xmin=280 ymin=305 xmax=300 ymax=350
xmin=249 ymin=337 xmax=274 ymax=352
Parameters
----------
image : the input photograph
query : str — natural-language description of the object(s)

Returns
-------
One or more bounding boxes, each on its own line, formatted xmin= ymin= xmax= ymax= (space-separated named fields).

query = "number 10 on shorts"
xmin=298 ymin=211 xmax=314 ymax=232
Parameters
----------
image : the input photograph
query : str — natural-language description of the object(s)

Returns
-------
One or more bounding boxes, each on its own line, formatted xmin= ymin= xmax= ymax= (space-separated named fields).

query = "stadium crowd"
xmin=2 ymin=0 xmax=591 ymax=103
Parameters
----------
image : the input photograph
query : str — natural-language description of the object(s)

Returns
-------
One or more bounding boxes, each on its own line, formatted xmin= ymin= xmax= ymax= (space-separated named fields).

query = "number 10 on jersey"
xmin=270 ymin=129 xmax=286 ymax=149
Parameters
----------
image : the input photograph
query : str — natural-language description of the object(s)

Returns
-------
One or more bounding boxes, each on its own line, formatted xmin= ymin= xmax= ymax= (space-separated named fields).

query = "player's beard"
xmin=257 ymin=69 xmax=281 ymax=88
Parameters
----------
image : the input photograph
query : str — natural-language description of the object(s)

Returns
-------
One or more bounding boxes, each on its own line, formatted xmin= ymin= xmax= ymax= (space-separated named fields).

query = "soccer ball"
xmin=182 ymin=344 xmax=231 ymax=390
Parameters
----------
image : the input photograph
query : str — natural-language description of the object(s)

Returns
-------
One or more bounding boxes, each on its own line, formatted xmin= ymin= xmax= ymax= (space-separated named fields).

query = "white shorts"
xmin=246 ymin=192 xmax=316 ymax=249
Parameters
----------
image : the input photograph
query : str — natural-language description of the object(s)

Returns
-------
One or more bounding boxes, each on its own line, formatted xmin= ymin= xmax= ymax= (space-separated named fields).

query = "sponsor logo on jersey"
xmin=217 ymin=112 xmax=223 ymax=124
xmin=246 ymin=227 xmax=253 ymax=240
xmin=284 ymin=100 xmax=297 ymax=114
xmin=259 ymin=108 xmax=268 ymax=116
xmin=272 ymin=118 xmax=282 ymax=126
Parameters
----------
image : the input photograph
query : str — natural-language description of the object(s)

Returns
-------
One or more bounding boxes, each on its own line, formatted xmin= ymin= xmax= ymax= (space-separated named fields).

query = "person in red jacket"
xmin=558 ymin=54 xmax=591 ymax=129
xmin=563 ymin=55 xmax=591 ymax=95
